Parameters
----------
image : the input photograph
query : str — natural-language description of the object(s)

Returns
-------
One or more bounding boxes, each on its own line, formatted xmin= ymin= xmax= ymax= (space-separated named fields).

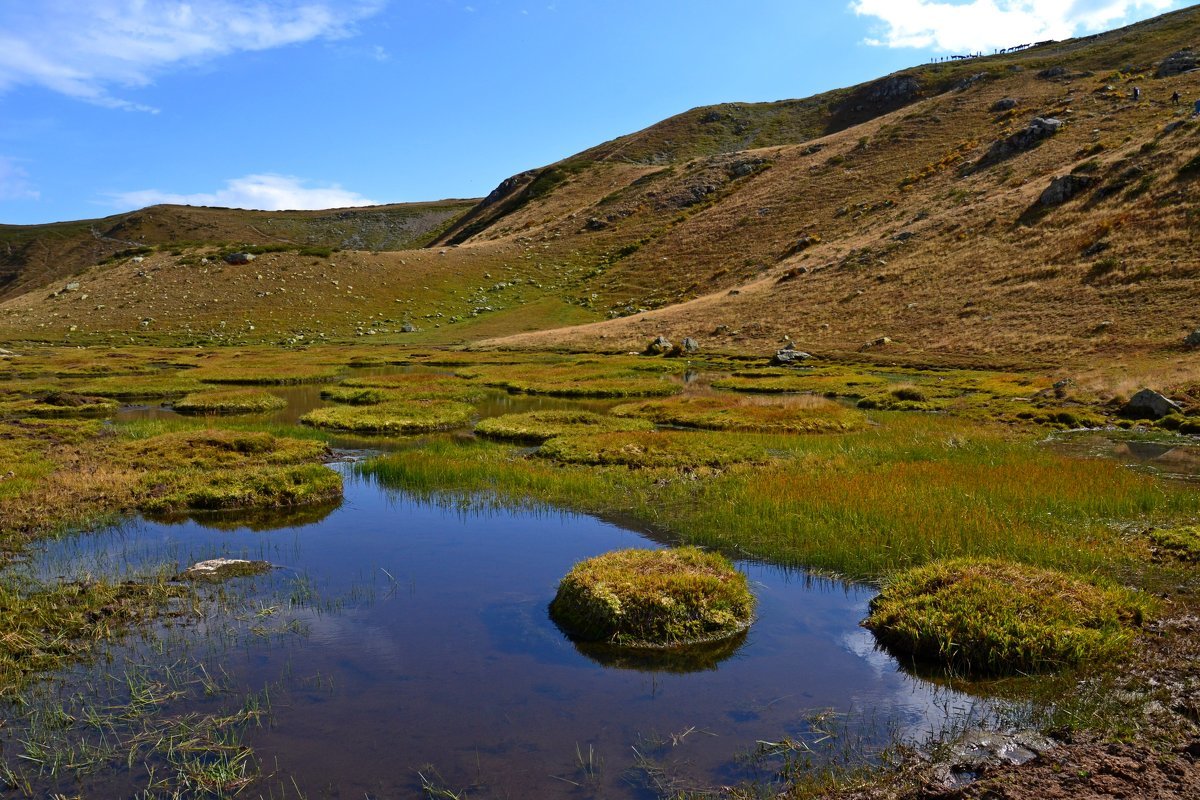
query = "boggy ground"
xmin=0 ymin=343 xmax=1199 ymax=798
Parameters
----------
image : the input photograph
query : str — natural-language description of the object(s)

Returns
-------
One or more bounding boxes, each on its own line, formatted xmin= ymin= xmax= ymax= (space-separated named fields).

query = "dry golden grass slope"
xmin=1 ymin=5 xmax=1199 ymax=371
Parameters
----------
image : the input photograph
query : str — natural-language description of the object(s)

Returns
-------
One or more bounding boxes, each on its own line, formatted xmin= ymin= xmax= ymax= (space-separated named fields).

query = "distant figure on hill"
xmin=1172 ymin=91 xmax=1181 ymax=105
xmin=1132 ymin=86 xmax=1142 ymax=101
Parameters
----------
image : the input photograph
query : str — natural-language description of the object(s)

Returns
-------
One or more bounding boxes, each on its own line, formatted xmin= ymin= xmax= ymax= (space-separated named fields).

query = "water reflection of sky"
xmin=25 ymin=466 xmax=994 ymax=798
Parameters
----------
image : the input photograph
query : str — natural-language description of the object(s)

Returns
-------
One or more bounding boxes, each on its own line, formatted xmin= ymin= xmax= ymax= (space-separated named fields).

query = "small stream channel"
xmin=8 ymin=372 xmax=1196 ymax=797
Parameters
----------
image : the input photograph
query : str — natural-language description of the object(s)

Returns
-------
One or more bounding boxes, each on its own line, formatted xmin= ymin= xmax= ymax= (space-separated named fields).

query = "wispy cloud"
xmin=0 ymin=1 xmax=385 ymax=111
xmin=0 ymin=156 xmax=39 ymax=201
xmin=109 ymin=174 xmax=379 ymax=211
xmin=851 ymin=0 xmax=1178 ymax=52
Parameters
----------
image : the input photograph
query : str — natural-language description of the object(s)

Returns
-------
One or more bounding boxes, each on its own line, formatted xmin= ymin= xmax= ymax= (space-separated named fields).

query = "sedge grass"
xmin=538 ymin=429 xmax=771 ymax=468
xmin=612 ymin=392 xmax=866 ymax=433
xmin=173 ymin=389 xmax=287 ymax=416
xmin=301 ymin=399 xmax=474 ymax=435
xmin=475 ymin=410 xmax=653 ymax=443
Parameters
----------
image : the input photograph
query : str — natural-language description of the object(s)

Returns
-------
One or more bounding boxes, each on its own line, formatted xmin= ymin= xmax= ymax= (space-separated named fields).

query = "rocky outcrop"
xmin=976 ymin=117 xmax=1064 ymax=169
xmin=1040 ymin=174 xmax=1100 ymax=206
xmin=991 ymin=97 xmax=1019 ymax=112
xmin=1157 ymin=49 xmax=1197 ymax=77
xmin=644 ymin=335 xmax=674 ymax=355
xmin=771 ymin=343 xmax=813 ymax=365
xmin=223 ymin=252 xmax=256 ymax=265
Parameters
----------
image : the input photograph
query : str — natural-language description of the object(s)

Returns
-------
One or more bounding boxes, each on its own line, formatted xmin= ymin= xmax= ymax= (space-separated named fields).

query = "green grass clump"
xmin=0 ymin=393 xmax=118 ymax=418
xmin=339 ymin=372 xmax=487 ymax=401
xmin=174 ymin=389 xmax=286 ymax=416
xmin=612 ymin=392 xmax=865 ymax=433
xmin=549 ymin=547 xmax=755 ymax=647
xmin=190 ymin=353 xmax=342 ymax=385
xmin=320 ymin=386 xmax=393 ymax=405
xmin=300 ymin=399 xmax=474 ymax=435
xmin=462 ymin=363 xmax=682 ymax=398
xmin=475 ymin=410 xmax=653 ymax=443
xmin=71 ymin=374 xmax=203 ymax=399
xmin=538 ymin=430 xmax=768 ymax=468
xmin=713 ymin=371 xmax=890 ymax=396
xmin=1148 ymin=526 xmax=1200 ymax=561
xmin=122 ymin=430 xmax=328 ymax=471
xmin=864 ymin=558 xmax=1152 ymax=677
xmin=139 ymin=464 xmax=342 ymax=515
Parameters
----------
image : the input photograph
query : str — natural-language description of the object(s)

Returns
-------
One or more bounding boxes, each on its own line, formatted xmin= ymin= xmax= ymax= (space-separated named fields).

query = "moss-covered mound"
xmin=612 ymin=393 xmax=865 ymax=433
xmin=864 ymin=558 xmax=1152 ymax=677
xmin=300 ymin=399 xmax=474 ymax=434
xmin=475 ymin=410 xmax=654 ymax=443
xmin=339 ymin=373 xmax=487 ymax=402
xmin=138 ymin=463 xmax=342 ymax=515
xmin=461 ymin=363 xmax=682 ymax=398
xmin=0 ymin=392 xmax=118 ymax=418
xmin=1149 ymin=526 xmax=1200 ymax=561
xmin=320 ymin=386 xmax=393 ymax=405
xmin=550 ymin=547 xmax=755 ymax=648
xmin=538 ymin=430 xmax=768 ymax=468
xmin=174 ymin=389 xmax=286 ymax=415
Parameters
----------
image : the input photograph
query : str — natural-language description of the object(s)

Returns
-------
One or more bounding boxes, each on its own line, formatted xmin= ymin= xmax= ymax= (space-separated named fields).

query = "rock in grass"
xmin=644 ymin=336 xmax=674 ymax=356
xmin=1185 ymin=329 xmax=1200 ymax=348
xmin=864 ymin=558 xmax=1152 ymax=677
xmin=549 ymin=548 xmax=755 ymax=648
xmin=1122 ymin=388 xmax=1183 ymax=420
xmin=180 ymin=558 xmax=271 ymax=581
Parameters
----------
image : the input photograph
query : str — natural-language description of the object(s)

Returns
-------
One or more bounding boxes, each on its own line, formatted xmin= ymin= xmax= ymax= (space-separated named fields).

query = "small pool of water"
xmin=12 ymin=464 xmax=987 ymax=798
xmin=1048 ymin=431 xmax=1200 ymax=483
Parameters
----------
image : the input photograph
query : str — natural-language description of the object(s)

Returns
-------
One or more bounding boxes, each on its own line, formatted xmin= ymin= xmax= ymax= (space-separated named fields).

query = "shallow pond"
xmin=10 ymin=461 xmax=992 ymax=798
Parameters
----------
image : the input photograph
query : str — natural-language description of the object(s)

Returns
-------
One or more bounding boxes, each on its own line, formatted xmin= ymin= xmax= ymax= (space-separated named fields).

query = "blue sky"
xmin=0 ymin=0 xmax=1187 ymax=224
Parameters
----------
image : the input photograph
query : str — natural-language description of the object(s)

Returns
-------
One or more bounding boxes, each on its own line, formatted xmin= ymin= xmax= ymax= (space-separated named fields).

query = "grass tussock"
xmin=0 ymin=392 xmax=118 ymax=418
xmin=612 ymin=392 xmax=866 ymax=433
xmin=475 ymin=410 xmax=653 ymax=443
xmin=549 ymin=547 xmax=755 ymax=647
xmin=190 ymin=353 xmax=342 ymax=385
xmin=138 ymin=463 xmax=341 ymax=515
xmin=70 ymin=374 xmax=204 ymax=399
xmin=173 ymin=389 xmax=286 ymax=415
xmin=864 ymin=558 xmax=1153 ymax=676
xmin=339 ymin=372 xmax=487 ymax=401
xmin=461 ymin=363 xmax=682 ymax=398
xmin=300 ymin=399 xmax=474 ymax=434
xmin=1148 ymin=526 xmax=1200 ymax=561
xmin=538 ymin=429 xmax=770 ymax=468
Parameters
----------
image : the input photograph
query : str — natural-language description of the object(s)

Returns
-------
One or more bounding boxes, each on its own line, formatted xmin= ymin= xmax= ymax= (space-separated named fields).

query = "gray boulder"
xmin=1157 ymin=49 xmax=1197 ymax=78
xmin=400 ymin=322 xmax=418 ymax=333
xmin=771 ymin=345 xmax=814 ymax=366
xmin=1039 ymin=174 xmax=1099 ymax=206
xmin=977 ymin=117 xmax=1063 ymax=169
xmin=223 ymin=252 xmax=257 ymax=265
xmin=1037 ymin=66 xmax=1069 ymax=79
xmin=680 ymin=337 xmax=700 ymax=354
xmin=1123 ymin=388 xmax=1183 ymax=419
xmin=1186 ymin=329 xmax=1200 ymax=348
xmin=644 ymin=335 xmax=674 ymax=355
xmin=990 ymin=97 xmax=1019 ymax=112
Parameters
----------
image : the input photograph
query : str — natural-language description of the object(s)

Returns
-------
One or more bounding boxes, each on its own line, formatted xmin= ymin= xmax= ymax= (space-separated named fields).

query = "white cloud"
xmin=109 ymin=174 xmax=379 ymax=211
xmin=0 ymin=1 xmax=384 ymax=111
xmin=0 ymin=156 xmax=39 ymax=201
xmin=851 ymin=0 xmax=1179 ymax=52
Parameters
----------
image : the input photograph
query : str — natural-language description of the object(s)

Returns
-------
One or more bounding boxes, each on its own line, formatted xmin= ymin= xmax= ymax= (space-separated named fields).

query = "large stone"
xmin=1157 ymin=49 xmax=1198 ymax=78
xmin=1039 ymin=174 xmax=1099 ymax=206
xmin=1123 ymin=388 xmax=1184 ymax=419
xmin=400 ymin=322 xmax=418 ymax=333
xmin=223 ymin=252 xmax=257 ymax=265
xmin=680 ymin=337 xmax=700 ymax=354
xmin=1186 ymin=329 xmax=1200 ymax=348
xmin=771 ymin=345 xmax=814 ymax=365
xmin=180 ymin=558 xmax=271 ymax=581
xmin=644 ymin=335 xmax=674 ymax=355
xmin=990 ymin=97 xmax=1019 ymax=112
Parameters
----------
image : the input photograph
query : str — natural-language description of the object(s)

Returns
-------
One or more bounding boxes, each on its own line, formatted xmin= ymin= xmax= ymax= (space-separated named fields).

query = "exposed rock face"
xmin=864 ymin=75 xmax=921 ymax=104
xmin=1040 ymin=174 xmax=1100 ymax=206
xmin=1158 ymin=49 xmax=1198 ymax=77
xmin=223 ymin=252 xmax=256 ymax=265
xmin=976 ymin=117 xmax=1063 ymax=169
xmin=680 ymin=337 xmax=700 ymax=354
xmin=644 ymin=335 xmax=674 ymax=355
xmin=1123 ymin=388 xmax=1184 ymax=419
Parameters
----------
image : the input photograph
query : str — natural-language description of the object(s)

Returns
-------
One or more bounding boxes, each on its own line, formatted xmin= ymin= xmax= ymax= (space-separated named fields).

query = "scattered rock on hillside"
xmin=1185 ymin=329 xmax=1200 ymax=348
xmin=584 ymin=217 xmax=608 ymax=231
xmin=792 ymin=234 xmax=822 ymax=253
xmin=644 ymin=335 xmax=674 ymax=355
xmin=771 ymin=344 xmax=813 ymax=365
xmin=1157 ymin=49 xmax=1198 ymax=77
xmin=777 ymin=266 xmax=808 ymax=283
xmin=1040 ymin=174 xmax=1100 ymax=206
xmin=976 ymin=117 xmax=1064 ymax=168
xmin=224 ymin=252 xmax=256 ymax=265
xmin=1123 ymin=388 xmax=1184 ymax=419
xmin=860 ymin=336 xmax=893 ymax=351
xmin=956 ymin=72 xmax=989 ymax=91
xmin=400 ymin=322 xmax=418 ymax=333
xmin=1037 ymin=66 xmax=1069 ymax=79
xmin=680 ymin=337 xmax=700 ymax=354
xmin=991 ymin=97 xmax=1020 ymax=112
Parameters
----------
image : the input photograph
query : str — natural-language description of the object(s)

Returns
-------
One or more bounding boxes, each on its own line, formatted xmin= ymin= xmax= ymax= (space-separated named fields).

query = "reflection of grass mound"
xmin=300 ymin=399 xmax=474 ymax=434
xmin=475 ymin=410 xmax=653 ymax=443
xmin=148 ymin=499 xmax=342 ymax=531
xmin=174 ymin=389 xmax=286 ymax=415
xmin=612 ymin=393 xmax=864 ymax=433
xmin=538 ymin=430 xmax=767 ymax=468
xmin=550 ymin=548 xmax=755 ymax=647
xmin=570 ymin=629 xmax=748 ymax=673
xmin=865 ymin=558 xmax=1152 ymax=677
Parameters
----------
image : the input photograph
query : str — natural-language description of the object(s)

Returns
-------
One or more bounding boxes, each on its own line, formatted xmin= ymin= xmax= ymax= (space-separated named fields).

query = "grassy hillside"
xmin=1 ymin=6 xmax=1199 ymax=372
xmin=0 ymin=200 xmax=476 ymax=301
